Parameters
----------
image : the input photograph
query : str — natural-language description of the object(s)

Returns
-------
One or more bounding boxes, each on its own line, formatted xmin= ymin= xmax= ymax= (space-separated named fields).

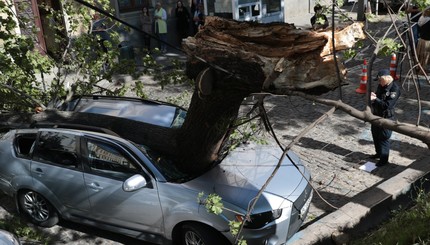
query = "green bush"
xmin=352 ymin=189 xmax=430 ymax=245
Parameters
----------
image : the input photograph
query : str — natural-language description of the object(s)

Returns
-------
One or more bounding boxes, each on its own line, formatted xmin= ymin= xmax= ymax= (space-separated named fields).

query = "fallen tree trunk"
xmin=173 ymin=17 xmax=366 ymax=172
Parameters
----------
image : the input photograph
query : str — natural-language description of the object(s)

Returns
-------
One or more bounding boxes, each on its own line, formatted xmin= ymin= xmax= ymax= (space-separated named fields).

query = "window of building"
xmin=266 ymin=0 xmax=281 ymax=14
xmin=252 ymin=4 xmax=260 ymax=16
xmin=118 ymin=0 xmax=152 ymax=13
xmin=239 ymin=6 xmax=250 ymax=19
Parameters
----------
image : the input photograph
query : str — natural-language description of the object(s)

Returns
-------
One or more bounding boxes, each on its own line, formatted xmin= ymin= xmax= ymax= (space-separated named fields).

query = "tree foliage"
xmin=0 ymin=1 xmax=48 ymax=111
xmin=0 ymin=0 xmax=172 ymax=112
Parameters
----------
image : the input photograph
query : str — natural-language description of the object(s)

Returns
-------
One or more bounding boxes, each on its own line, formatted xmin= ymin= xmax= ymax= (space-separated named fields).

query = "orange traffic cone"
xmin=356 ymin=59 xmax=367 ymax=94
xmin=389 ymin=53 xmax=399 ymax=80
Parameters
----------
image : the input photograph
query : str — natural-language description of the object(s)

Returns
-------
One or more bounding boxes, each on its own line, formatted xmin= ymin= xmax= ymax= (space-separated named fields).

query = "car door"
xmin=31 ymin=130 xmax=90 ymax=213
xmin=81 ymin=136 xmax=163 ymax=234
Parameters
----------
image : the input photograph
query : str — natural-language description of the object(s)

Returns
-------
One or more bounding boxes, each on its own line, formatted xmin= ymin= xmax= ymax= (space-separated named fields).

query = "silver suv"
xmin=0 ymin=127 xmax=312 ymax=244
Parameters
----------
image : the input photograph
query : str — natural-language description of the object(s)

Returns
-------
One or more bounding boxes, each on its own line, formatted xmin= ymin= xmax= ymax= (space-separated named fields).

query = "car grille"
xmin=286 ymin=181 xmax=313 ymax=240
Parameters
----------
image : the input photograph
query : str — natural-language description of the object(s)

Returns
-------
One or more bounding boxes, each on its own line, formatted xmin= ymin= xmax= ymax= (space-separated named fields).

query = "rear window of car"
xmin=62 ymin=97 xmax=187 ymax=128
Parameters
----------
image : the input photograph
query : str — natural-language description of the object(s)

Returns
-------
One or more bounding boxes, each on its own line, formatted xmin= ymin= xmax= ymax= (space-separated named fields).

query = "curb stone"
xmin=287 ymin=155 xmax=430 ymax=245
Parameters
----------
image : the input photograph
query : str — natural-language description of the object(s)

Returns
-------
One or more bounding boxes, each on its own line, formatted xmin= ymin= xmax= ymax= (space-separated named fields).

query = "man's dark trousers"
xmin=371 ymin=124 xmax=392 ymax=164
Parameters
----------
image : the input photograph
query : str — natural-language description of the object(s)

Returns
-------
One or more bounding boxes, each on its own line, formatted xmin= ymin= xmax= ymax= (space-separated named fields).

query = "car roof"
xmin=13 ymin=127 xmax=121 ymax=141
xmin=63 ymin=95 xmax=186 ymax=128
xmin=0 ymin=229 xmax=20 ymax=245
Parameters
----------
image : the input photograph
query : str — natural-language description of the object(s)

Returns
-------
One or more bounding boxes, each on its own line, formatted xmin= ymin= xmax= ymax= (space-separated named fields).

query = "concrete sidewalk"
xmin=288 ymin=156 xmax=430 ymax=244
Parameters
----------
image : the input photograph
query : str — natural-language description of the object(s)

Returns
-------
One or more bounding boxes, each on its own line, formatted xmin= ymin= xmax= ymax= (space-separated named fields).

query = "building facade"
xmin=12 ymin=0 xmax=317 ymax=56
xmin=115 ymin=0 xmax=317 ymax=49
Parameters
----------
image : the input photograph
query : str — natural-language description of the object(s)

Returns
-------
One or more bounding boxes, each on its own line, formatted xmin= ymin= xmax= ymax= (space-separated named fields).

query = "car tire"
xmin=181 ymin=223 xmax=229 ymax=245
xmin=18 ymin=190 xmax=59 ymax=227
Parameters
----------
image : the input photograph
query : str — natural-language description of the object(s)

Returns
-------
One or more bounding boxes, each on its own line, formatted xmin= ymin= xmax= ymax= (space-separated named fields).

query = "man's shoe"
xmin=369 ymin=154 xmax=380 ymax=159
xmin=376 ymin=161 xmax=388 ymax=167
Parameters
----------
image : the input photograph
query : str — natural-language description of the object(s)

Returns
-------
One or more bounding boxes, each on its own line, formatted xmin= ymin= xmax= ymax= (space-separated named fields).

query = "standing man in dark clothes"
xmin=370 ymin=69 xmax=401 ymax=167
xmin=310 ymin=4 xmax=328 ymax=31
xmin=175 ymin=0 xmax=191 ymax=45
xmin=417 ymin=7 xmax=430 ymax=73
xmin=192 ymin=3 xmax=205 ymax=35
xmin=406 ymin=4 xmax=422 ymax=47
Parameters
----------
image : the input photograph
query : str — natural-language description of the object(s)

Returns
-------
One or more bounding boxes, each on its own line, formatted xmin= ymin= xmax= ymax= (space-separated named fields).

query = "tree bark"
xmin=176 ymin=66 xmax=263 ymax=173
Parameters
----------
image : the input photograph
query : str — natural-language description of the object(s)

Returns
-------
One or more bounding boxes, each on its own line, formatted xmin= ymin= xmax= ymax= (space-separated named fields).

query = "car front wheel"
xmin=181 ymin=224 xmax=229 ymax=245
xmin=18 ymin=190 xmax=59 ymax=227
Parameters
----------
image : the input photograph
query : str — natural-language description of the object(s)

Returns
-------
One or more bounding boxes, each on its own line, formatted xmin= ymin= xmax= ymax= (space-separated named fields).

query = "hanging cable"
xmin=332 ymin=0 xmax=343 ymax=101
xmin=259 ymin=99 xmax=340 ymax=210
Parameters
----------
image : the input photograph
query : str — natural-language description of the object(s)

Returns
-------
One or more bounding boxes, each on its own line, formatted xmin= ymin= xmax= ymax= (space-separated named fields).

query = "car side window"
xmin=32 ymin=131 xmax=79 ymax=168
xmin=14 ymin=133 xmax=37 ymax=159
xmin=85 ymin=139 xmax=141 ymax=180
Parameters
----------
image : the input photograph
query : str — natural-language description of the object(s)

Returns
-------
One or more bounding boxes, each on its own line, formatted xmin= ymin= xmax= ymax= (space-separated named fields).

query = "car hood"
xmin=183 ymin=144 xmax=310 ymax=212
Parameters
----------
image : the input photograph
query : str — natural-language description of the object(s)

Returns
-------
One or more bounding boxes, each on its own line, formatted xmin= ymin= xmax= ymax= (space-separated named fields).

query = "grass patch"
xmin=0 ymin=215 xmax=50 ymax=245
xmin=351 ymin=189 xmax=430 ymax=245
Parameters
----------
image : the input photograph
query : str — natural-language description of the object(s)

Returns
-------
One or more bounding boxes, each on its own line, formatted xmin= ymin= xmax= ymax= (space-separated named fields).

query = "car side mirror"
xmin=123 ymin=174 xmax=147 ymax=192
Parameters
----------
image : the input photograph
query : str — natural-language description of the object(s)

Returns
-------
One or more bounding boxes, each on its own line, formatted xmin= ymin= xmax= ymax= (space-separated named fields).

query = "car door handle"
xmin=88 ymin=182 xmax=104 ymax=191
xmin=32 ymin=168 xmax=44 ymax=176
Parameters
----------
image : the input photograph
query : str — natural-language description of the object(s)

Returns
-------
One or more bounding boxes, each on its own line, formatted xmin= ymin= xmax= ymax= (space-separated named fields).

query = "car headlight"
xmin=236 ymin=209 xmax=283 ymax=229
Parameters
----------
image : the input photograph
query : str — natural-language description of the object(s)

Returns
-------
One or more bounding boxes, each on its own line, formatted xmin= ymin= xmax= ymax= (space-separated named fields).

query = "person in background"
xmin=310 ymin=4 xmax=328 ymax=31
xmin=405 ymin=3 xmax=421 ymax=48
xmin=192 ymin=3 xmax=205 ymax=35
xmin=370 ymin=69 xmax=401 ymax=167
xmin=140 ymin=6 xmax=152 ymax=53
xmin=175 ymin=0 xmax=191 ymax=46
xmin=417 ymin=7 xmax=430 ymax=74
xmin=90 ymin=12 xmax=109 ymax=53
xmin=154 ymin=2 xmax=168 ymax=53
xmin=90 ymin=12 xmax=112 ymax=71
xmin=190 ymin=0 xmax=200 ymax=22
xmin=35 ymin=106 xmax=44 ymax=113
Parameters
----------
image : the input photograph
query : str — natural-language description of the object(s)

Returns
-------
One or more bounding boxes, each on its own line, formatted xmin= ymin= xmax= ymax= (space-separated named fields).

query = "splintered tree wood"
xmin=183 ymin=16 xmax=365 ymax=95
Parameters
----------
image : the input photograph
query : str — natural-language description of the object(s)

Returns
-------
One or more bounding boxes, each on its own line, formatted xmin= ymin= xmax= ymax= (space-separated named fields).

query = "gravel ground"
xmin=1 ymin=11 xmax=430 ymax=245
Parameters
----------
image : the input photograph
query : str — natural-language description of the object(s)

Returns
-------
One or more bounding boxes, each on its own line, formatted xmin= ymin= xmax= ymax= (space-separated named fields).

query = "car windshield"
xmin=171 ymin=108 xmax=187 ymax=128
xmin=135 ymin=143 xmax=193 ymax=183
